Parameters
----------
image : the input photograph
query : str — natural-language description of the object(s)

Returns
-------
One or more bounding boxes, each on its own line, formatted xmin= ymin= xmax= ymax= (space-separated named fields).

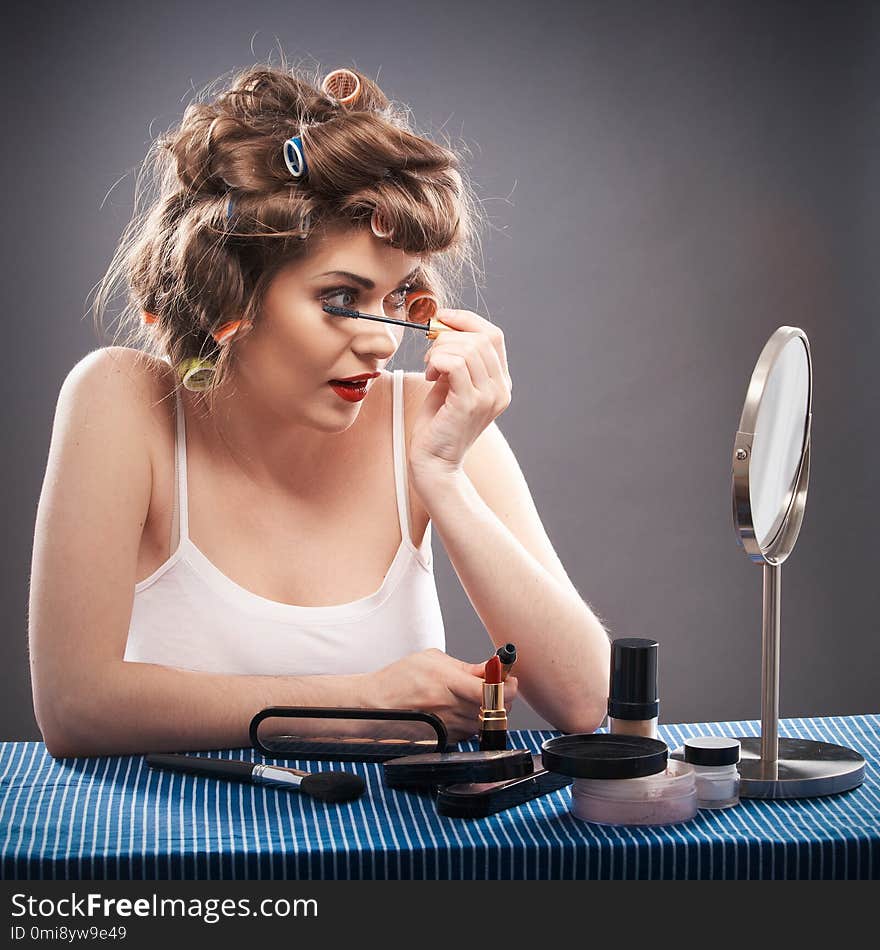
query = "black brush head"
xmin=299 ymin=771 xmax=366 ymax=804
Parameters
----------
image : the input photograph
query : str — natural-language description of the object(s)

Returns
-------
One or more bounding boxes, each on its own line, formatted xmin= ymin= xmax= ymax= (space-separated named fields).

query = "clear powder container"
xmin=570 ymin=760 xmax=698 ymax=827
xmin=541 ymin=733 xmax=698 ymax=827
xmin=671 ymin=737 xmax=741 ymax=810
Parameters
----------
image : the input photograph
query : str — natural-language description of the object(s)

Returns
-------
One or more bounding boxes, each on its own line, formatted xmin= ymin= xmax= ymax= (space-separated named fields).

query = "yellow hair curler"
xmin=178 ymin=357 xmax=216 ymax=392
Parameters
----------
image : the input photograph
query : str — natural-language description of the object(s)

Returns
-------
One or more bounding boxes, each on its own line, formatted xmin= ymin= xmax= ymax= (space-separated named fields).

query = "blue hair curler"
xmin=283 ymin=136 xmax=307 ymax=179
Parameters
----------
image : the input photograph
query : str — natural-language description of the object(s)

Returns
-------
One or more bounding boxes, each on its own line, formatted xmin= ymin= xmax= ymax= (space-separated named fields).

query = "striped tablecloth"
xmin=1 ymin=715 xmax=877 ymax=880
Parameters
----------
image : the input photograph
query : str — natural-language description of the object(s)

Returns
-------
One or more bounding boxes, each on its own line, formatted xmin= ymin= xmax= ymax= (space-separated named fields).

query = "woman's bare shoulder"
xmin=64 ymin=346 xmax=174 ymax=395
xmin=59 ymin=346 xmax=177 ymax=452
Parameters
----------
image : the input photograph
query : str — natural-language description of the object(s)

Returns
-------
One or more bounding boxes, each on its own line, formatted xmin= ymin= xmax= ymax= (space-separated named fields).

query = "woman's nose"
xmin=350 ymin=299 xmax=402 ymax=354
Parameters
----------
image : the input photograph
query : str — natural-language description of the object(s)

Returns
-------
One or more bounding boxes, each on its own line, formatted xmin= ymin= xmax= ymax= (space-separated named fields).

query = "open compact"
xmin=541 ymin=733 xmax=698 ymax=827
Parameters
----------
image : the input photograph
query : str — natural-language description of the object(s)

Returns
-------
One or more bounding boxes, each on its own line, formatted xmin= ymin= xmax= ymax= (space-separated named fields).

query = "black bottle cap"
xmin=496 ymin=643 xmax=517 ymax=665
xmin=608 ymin=637 xmax=659 ymax=721
xmin=683 ymin=736 xmax=741 ymax=767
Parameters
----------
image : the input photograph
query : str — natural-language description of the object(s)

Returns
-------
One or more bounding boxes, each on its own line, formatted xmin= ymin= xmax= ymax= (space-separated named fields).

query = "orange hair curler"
xmin=370 ymin=208 xmax=393 ymax=239
xmin=321 ymin=68 xmax=362 ymax=107
xmin=142 ymin=310 xmax=159 ymax=325
xmin=405 ymin=291 xmax=441 ymax=330
xmin=211 ymin=320 xmax=251 ymax=345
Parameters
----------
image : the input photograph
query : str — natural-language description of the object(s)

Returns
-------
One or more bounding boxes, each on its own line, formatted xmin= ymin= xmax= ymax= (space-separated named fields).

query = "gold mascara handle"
xmin=426 ymin=319 xmax=453 ymax=340
xmin=406 ymin=291 xmax=453 ymax=340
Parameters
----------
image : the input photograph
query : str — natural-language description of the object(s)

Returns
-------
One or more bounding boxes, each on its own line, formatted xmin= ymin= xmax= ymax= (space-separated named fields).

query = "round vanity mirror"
xmin=731 ymin=326 xmax=864 ymax=799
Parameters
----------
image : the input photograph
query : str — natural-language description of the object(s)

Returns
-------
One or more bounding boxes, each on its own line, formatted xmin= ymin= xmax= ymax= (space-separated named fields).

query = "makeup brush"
xmin=145 ymin=753 xmax=366 ymax=804
xmin=322 ymin=302 xmax=453 ymax=340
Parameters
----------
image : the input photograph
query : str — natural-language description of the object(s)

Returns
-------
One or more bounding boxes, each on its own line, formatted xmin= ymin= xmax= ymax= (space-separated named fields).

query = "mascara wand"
xmin=323 ymin=290 xmax=453 ymax=340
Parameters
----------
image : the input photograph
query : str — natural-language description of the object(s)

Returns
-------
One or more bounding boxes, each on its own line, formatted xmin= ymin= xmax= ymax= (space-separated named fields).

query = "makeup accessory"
xmin=178 ymin=356 xmax=216 ymax=392
xmin=250 ymin=706 xmax=449 ymax=763
xmin=570 ymin=761 xmax=697 ymax=827
xmin=321 ymin=68 xmax=362 ymax=107
xmin=370 ymin=208 xmax=393 ymax=239
xmin=608 ymin=637 xmax=659 ymax=739
xmin=145 ymin=753 xmax=366 ymax=804
xmin=322 ymin=291 xmax=452 ymax=341
xmin=495 ymin=643 xmax=517 ymax=681
xmin=142 ymin=310 xmax=159 ymax=325
xmin=436 ymin=753 xmax=572 ymax=819
xmin=479 ymin=655 xmax=508 ymax=751
xmin=282 ymin=136 xmax=307 ymax=179
xmin=541 ymin=734 xmax=697 ymax=827
xmin=383 ymin=749 xmax=533 ymax=790
xmin=671 ymin=737 xmax=741 ymax=810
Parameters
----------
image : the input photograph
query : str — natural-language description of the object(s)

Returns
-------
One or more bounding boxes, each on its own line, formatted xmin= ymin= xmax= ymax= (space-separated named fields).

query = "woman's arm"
xmin=28 ymin=349 xmax=488 ymax=758
xmin=411 ymin=405 xmax=611 ymax=734
xmin=28 ymin=349 xmax=359 ymax=756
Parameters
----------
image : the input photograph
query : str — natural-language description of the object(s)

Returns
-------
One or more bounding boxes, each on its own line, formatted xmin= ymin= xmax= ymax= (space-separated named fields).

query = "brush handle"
xmin=146 ymin=753 xmax=259 ymax=780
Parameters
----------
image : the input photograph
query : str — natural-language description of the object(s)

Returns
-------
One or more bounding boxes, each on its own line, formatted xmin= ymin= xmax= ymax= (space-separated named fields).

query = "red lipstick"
xmin=479 ymin=655 xmax=508 ymax=751
xmin=328 ymin=381 xmax=370 ymax=402
xmin=331 ymin=372 xmax=381 ymax=382
xmin=327 ymin=372 xmax=380 ymax=403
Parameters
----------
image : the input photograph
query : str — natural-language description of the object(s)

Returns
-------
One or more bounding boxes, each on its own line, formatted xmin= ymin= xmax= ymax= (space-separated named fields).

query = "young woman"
xmin=28 ymin=64 xmax=610 ymax=757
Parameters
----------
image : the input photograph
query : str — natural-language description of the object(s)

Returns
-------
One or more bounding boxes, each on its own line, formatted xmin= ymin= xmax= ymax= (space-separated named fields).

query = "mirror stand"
xmin=736 ymin=562 xmax=865 ymax=799
xmin=732 ymin=327 xmax=864 ymax=799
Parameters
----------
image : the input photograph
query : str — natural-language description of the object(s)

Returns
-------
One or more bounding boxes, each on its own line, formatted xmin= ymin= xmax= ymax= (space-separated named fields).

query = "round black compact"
xmin=541 ymin=734 xmax=669 ymax=780
xmin=383 ymin=749 xmax=534 ymax=789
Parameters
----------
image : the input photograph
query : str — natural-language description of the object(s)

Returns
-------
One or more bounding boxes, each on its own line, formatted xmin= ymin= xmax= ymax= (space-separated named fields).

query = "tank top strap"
xmin=392 ymin=369 xmax=416 ymax=549
xmin=172 ymin=387 xmax=190 ymax=545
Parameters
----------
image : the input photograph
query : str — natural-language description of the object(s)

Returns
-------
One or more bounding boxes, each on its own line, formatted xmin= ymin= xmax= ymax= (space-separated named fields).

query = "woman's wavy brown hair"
xmin=93 ymin=59 xmax=483 ymax=395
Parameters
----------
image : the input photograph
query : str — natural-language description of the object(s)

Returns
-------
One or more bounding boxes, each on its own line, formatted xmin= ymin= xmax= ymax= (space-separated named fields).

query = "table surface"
xmin=1 ymin=715 xmax=878 ymax=880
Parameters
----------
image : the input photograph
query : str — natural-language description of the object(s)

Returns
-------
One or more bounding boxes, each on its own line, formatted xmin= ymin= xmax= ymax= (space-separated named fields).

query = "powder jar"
xmin=671 ymin=736 xmax=741 ymax=810
xmin=541 ymin=734 xmax=698 ymax=827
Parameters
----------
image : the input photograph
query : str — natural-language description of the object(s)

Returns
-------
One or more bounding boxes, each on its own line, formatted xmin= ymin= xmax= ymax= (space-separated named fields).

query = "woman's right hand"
xmin=370 ymin=648 xmax=519 ymax=743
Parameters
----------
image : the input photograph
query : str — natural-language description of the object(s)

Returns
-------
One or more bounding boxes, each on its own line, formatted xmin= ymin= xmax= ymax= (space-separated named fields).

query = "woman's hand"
xmin=408 ymin=309 xmax=512 ymax=488
xmin=370 ymin=648 xmax=519 ymax=743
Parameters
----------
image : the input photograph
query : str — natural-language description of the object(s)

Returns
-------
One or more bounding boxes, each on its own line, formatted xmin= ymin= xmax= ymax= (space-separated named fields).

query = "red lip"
xmin=329 ymin=372 xmax=381 ymax=382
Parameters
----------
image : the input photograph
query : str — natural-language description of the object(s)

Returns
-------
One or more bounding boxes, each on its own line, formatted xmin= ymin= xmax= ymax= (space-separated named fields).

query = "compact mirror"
xmin=731 ymin=326 xmax=864 ymax=798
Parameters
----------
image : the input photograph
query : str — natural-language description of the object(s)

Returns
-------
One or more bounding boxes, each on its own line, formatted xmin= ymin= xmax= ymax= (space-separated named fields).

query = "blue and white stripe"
xmin=0 ymin=716 xmax=877 ymax=879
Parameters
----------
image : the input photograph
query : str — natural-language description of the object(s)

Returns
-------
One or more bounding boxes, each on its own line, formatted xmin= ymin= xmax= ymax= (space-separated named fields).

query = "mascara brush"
xmin=323 ymin=290 xmax=453 ymax=340
xmin=145 ymin=753 xmax=366 ymax=804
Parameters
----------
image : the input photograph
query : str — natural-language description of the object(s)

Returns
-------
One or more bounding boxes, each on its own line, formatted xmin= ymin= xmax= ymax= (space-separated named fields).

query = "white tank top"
xmin=124 ymin=369 xmax=446 ymax=675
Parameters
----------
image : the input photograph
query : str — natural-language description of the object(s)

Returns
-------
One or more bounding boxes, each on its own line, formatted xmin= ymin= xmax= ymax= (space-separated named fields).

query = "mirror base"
xmin=735 ymin=737 xmax=864 ymax=799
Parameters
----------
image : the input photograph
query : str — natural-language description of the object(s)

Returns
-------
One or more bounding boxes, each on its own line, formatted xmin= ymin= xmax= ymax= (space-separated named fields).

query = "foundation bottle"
xmin=608 ymin=638 xmax=659 ymax=739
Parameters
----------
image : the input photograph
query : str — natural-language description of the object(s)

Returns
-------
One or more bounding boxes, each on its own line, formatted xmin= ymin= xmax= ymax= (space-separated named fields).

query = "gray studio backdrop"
xmin=3 ymin=0 xmax=877 ymax=741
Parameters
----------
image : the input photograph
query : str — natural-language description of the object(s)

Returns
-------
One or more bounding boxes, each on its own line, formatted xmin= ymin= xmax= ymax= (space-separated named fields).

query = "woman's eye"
xmin=322 ymin=289 xmax=357 ymax=309
xmin=383 ymin=289 xmax=409 ymax=315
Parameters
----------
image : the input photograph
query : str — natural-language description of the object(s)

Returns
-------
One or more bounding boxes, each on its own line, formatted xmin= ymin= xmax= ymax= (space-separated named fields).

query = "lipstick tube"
xmin=479 ymin=656 xmax=508 ymax=751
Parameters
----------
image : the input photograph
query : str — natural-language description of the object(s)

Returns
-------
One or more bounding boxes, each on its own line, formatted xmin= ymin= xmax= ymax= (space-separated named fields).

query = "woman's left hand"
xmin=408 ymin=308 xmax=512 ymax=487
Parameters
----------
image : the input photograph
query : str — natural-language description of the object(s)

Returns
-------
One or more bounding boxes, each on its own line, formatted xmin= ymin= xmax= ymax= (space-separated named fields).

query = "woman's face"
xmin=228 ymin=224 xmax=423 ymax=431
